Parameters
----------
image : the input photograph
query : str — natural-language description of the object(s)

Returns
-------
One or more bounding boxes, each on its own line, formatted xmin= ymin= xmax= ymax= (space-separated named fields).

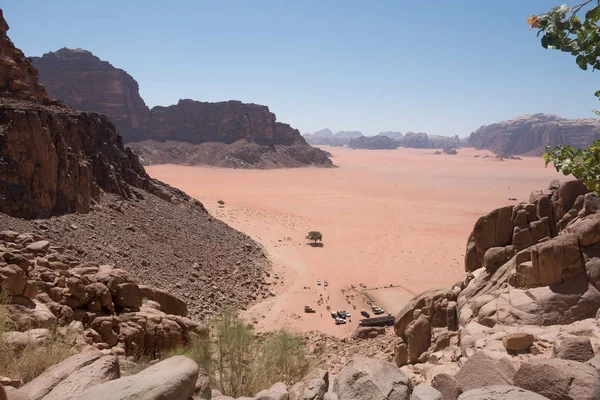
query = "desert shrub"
xmin=218 ymin=200 xmax=225 ymax=206
xmin=256 ymin=330 xmax=310 ymax=387
xmin=306 ymin=231 xmax=323 ymax=244
xmin=168 ymin=308 xmax=310 ymax=397
xmin=0 ymin=288 xmax=74 ymax=383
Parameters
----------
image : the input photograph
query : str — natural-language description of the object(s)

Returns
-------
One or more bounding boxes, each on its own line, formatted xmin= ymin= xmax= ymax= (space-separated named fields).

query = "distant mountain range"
xmin=303 ymin=114 xmax=600 ymax=154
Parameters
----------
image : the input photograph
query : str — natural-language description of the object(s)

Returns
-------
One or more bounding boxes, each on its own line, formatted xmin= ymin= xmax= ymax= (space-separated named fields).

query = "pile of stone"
xmin=0 ymin=230 xmax=203 ymax=360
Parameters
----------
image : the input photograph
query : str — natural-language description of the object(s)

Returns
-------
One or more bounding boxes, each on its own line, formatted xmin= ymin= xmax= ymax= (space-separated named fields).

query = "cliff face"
xmin=30 ymin=48 xmax=151 ymax=140
xmin=149 ymin=99 xmax=304 ymax=146
xmin=468 ymin=114 xmax=600 ymax=155
xmin=30 ymin=48 xmax=332 ymax=168
xmin=0 ymin=10 xmax=47 ymax=102
xmin=0 ymin=13 xmax=159 ymax=218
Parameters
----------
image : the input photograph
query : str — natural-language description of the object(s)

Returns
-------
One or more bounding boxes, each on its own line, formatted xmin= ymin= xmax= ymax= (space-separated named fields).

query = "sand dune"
xmin=146 ymin=147 xmax=563 ymax=336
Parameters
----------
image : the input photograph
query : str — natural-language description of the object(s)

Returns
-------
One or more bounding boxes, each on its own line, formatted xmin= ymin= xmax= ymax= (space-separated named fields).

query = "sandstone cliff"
xmin=0 ymin=10 xmax=47 ymax=102
xmin=468 ymin=113 xmax=600 ymax=155
xmin=30 ymin=48 xmax=151 ymax=140
xmin=30 ymin=49 xmax=332 ymax=168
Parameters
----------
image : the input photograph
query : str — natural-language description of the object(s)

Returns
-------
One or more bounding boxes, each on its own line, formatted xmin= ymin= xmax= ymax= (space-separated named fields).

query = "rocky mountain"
xmin=377 ymin=131 xmax=404 ymax=139
xmin=348 ymin=135 xmax=400 ymax=150
xmin=313 ymin=128 xmax=334 ymax=137
xmin=468 ymin=113 xmax=600 ymax=155
xmin=334 ymin=130 xmax=364 ymax=138
xmin=0 ymin=8 xmax=269 ymax=320
xmin=30 ymin=48 xmax=151 ymax=141
xmin=346 ymin=132 xmax=465 ymax=150
xmin=30 ymin=49 xmax=332 ymax=169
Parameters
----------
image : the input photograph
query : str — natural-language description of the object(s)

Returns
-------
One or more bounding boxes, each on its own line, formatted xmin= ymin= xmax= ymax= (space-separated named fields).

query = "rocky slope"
xmin=31 ymin=49 xmax=332 ymax=169
xmin=0 ymin=8 xmax=269 ymax=319
xmin=348 ymin=135 xmax=400 ymax=150
xmin=129 ymin=139 xmax=332 ymax=169
xmin=468 ymin=114 xmax=600 ymax=156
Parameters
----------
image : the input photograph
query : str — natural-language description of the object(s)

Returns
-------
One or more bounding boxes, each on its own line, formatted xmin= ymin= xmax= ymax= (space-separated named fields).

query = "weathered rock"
xmin=3 ymin=386 xmax=30 ymax=400
xmin=552 ymin=336 xmax=595 ymax=362
xmin=502 ymin=332 xmax=534 ymax=352
xmin=72 ymin=355 xmax=199 ymax=400
xmin=0 ymin=9 xmax=48 ymax=102
xmin=468 ymin=114 xmax=600 ymax=156
xmin=352 ymin=327 xmax=386 ymax=340
xmin=410 ymin=384 xmax=442 ymax=400
xmin=302 ymin=379 xmax=326 ymax=400
xmin=139 ymin=285 xmax=188 ymax=317
xmin=255 ymin=382 xmax=288 ymax=400
xmin=457 ymin=385 xmax=550 ymax=400
xmin=406 ymin=313 xmax=431 ymax=363
xmin=114 ymin=282 xmax=142 ymax=309
xmin=20 ymin=351 xmax=104 ymax=400
xmin=40 ymin=356 xmax=120 ymax=400
xmin=3 ymin=328 xmax=51 ymax=350
xmin=454 ymin=352 xmax=515 ymax=392
xmin=333 ymin=358 xmax=413 ymax=400
xmin=431 ymin=374 xmax=461 ymax=400
xmin=514 ymin=358 xmax=600 ymax=400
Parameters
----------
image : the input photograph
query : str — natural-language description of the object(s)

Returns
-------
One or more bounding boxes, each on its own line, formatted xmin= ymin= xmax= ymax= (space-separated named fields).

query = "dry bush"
xmin=0 ymin=288 xmax=74 ymax=383
xmin=169 ymin=307 xmax=310 ymax=397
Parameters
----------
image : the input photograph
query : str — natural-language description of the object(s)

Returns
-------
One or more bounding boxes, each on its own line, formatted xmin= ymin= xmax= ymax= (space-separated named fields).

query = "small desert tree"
xmin=217 ymin=200 xmax=225 ymax=206
xmin=305 ymin=231 xmax=323 ymax=244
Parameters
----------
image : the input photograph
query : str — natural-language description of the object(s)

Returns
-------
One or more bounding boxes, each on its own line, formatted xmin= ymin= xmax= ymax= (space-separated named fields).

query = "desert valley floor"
xmin=146 ymin=146 xmax=564 ymax=336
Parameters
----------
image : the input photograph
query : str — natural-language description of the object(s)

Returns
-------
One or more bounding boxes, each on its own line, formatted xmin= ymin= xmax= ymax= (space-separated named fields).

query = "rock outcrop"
xmin=0 ymin=231 xmax=206 ymax=358
xmin=31 ymin=49 xmax=333 ymax=169
xmin=392 ymin=177 xmax=600 ymax=400
xmin=0 ymin=9 xmax=47 ymax=103
xmin=30 ymin=48 xmax=150 ymax=140
xmin=348 ymin=135 xmax=400 ymax=150
xmin=468 ymin=114 xmax=600 ymax=156
xmin=0 ymin=16 xmax=161 ymax=218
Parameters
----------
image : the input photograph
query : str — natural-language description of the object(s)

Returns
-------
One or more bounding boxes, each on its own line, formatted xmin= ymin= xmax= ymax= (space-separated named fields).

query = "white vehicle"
xmin=317 ymin=279 xmax=321 ymax=285
xmin=324 ymin=280 xmax=329 ymax=287
xmin=335 ymin=318 xmax=347 ymax=325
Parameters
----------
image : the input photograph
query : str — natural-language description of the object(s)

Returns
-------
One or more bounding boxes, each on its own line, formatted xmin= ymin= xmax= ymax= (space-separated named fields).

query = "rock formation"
xmin=392 ymin=177 xmax=600 ymax=400
xmin=0 ymin=9 xmax=47 ymax=103
xmin=468 ymin=114 xmax=600 ymax=156
xmin=0 ymin=17 xmax=161 ymax=218
xmin=30 ymin=48 xmax=150 ymax=140
xmin=31 ymin=49 xmax=333 ymax=169
xmin=377 ymin=131 xmax=404 ymax=139
xmin=348 ymin=135 xmax=400 ymax=150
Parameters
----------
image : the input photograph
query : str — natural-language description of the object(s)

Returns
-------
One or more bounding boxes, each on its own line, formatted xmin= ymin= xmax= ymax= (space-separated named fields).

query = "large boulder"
xmin=20 ymin=351 xmax=108 ymax=400
xmin=139 ymin=285 xmax=188 ymax=317
xmin=454 ymin=352 xmax=515 ymax=392
xmin=552 ymin=336 xmax=595 ymax=362
xmin=333 ymin=358 xmax=413 ymax=400
xmin=457 ymin=385 xmax=550 ymax=400
xmin=431 ymin=374 xmax=461 ymax=400
xmin=255 ymin=382 xmax=288 ymax=400
xmin=502 ymin=332 xmax=534 ymax=352
xmin=513 ymin=358 xmax=600 ymax=400
xmin=410 ymin=384 xmax=442 ymax=400
xmin=39 ymin=356 xmax=120 ymax=400
xmin=72 ymin=355 xmax=199 ymax=400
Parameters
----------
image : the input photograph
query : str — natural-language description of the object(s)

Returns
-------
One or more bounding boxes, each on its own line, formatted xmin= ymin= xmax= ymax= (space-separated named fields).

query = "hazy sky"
xmin=4 ymin=1 xmax=599 ymax=137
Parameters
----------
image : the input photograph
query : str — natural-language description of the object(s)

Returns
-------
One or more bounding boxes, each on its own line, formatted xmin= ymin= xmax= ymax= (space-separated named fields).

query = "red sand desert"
xmin=146 ymin=147 xmax=564 ymax=336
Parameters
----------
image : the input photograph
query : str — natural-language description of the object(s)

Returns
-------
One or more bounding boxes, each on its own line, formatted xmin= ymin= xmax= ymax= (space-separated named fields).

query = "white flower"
xmin=558 ymin=4 xmax=570 ymax=13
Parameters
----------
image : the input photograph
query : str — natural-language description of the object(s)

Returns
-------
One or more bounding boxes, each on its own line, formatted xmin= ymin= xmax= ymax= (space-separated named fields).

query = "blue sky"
xmin=3 ymin=1 xmax=598 ymax=137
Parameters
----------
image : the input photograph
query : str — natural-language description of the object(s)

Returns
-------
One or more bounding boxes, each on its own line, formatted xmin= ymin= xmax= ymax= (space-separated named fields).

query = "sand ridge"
xmin=146 ymin=147 xmax=563 ymax=336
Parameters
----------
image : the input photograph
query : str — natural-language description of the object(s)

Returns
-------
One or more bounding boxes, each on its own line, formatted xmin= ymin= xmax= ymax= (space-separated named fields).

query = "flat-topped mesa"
xmin=148 ymin=99 xmax=307 ymax=146
xmin=0 ymin=9 xmax=48 ymax=102
xmin=30 ymin=47 xmax=151 ymax=139
xmin=468 ymin=113 xmax=600 ymax=155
